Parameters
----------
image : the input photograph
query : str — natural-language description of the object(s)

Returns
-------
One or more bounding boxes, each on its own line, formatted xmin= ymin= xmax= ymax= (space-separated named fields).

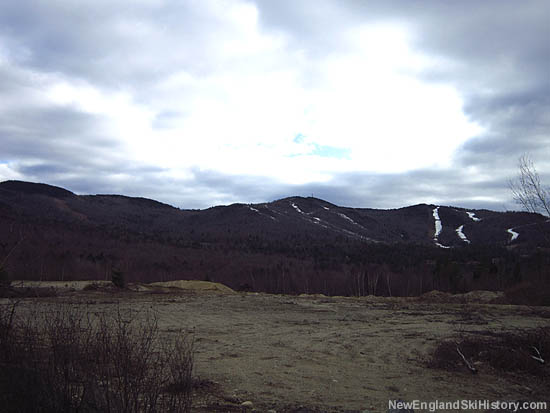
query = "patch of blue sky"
xmin=310 ymin=144 xmax=351 ymax=159
xmin=293 ymin=133 xmax=305 ymax=144
xmin=291 ymin=134 xmax=350 ymax=159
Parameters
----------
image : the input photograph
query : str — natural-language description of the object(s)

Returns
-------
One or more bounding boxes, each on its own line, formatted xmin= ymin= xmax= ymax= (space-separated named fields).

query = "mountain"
xmin=1 ymin=180 xmax=549 ymax=296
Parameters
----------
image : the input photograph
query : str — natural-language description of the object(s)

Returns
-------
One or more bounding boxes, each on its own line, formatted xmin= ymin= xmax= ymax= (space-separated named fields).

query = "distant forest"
xmin=2 ymin=214 xmax=549 ymax=298
xmin=1 ymin=180 xmax=549 ymax=300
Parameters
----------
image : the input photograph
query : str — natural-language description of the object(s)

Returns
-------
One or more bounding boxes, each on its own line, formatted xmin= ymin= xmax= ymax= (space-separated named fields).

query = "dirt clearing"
xmin=3 ymin=284 xmax=550 ymax=412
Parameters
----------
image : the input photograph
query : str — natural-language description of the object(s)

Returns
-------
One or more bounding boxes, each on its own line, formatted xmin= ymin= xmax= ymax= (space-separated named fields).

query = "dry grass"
xmin=429 ymin=327 xmax=550 ymax=378
xmin=0 ymin=300 xmax=194 ymax=412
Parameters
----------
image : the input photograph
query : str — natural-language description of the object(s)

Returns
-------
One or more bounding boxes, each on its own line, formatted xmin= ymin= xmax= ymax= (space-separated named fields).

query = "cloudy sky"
xmin=1 ymin=1 xmax=549 ymax=210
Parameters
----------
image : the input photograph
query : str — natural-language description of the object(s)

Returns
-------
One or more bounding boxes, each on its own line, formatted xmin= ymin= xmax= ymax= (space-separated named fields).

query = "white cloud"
xmin=0 ymin=163 xmax=23 ymax=181
xmin=1 ymin=0 xmax=547 ymax=208
xmin=297 ymin=23 xmax=483 ymax=173
xmin=37 ymin=9 xmax=481 ymax=183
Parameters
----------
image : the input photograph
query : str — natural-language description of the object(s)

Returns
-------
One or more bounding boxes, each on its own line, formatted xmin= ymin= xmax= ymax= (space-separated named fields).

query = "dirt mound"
xmin=11 ymin=280 xmax=112 ymax=291
xmin=418 ymin=290 xmax=504 ymax=304
xmin=8 ymin=280 xmax=236 ymax=295
xmin=418 ymin=290 xmax=451 ymax=303
xmin=148 ymin=280 xmax=236 ymax=294
xmin=455 ymin=290 xmax=504 ymax=303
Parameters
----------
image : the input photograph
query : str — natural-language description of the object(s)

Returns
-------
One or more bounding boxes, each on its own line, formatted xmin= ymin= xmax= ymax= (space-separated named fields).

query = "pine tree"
xmin=0 ymin=265 xmax=10 ymax=289
xmin=111 ymin=268 xmax=126 ymax=289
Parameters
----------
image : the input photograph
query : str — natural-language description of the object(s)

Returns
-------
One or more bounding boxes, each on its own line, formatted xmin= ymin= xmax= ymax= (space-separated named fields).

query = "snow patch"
xmin=289 ymin=202 xmax=331 ymax=228
xmin=466 ymin=212 xmax=481 ymax=222
xmin=249 ymin=205 xmax=277 ymax=221
xmin=322 ymin=206 xmax=330 ymax=210
xmin=291 ymin=202 xmax=304 ymax=214
xmin=507 ymin=228 xmax=519 ymax=241
xmin=455 ymin=225 xmax=471 ymax=244
xmin=338 ymin=212 xmax=358 ymax=225
xmin=432 ymin=207 xmax=450 ymax=248
xmin=433 ymin=207 xmax=443 ymax=238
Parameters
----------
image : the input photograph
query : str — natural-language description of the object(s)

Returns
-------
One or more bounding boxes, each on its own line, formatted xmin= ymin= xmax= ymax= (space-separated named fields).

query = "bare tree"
xmin=366 ymin=266 xmax=380 ymax=296
xmin=509 ymin=155 xmax=550 ymax=216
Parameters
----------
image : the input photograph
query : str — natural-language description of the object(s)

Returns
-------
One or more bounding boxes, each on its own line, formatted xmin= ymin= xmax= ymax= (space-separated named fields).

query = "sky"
xmin=1 ymin=0 xmax=549 ymax=210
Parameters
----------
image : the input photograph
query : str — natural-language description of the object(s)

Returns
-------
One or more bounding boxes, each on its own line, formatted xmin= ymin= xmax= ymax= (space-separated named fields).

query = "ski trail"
xmin=337 ymin=212 xmax=362 ymax=227
xmin=291 ymin=202 xmax=304 ymax=214
xmin=507 ymin=228 xmax=519 ymax=241
xmin=466 ymin=212 xmax=481 ymax=222
xmin=290 ymin=202 xmax=332 ymax=229
xmin=505 ymin=219 xmax=549 ymax=242
xmin=249 ymin=205 xmax=277 ymax=221
xmin=455 ymin=225 xmax=471 ymax=244
xmin=433 ymin=207 xmax=443 ymax=238
xmin=432 ymin=207 xmax=450 ymax=248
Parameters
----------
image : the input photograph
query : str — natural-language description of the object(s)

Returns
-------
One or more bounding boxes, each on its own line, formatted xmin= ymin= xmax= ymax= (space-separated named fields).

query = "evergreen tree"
xmin=0 ymin=265 xmax=10 ymax=289
xmin=111 ymin=268 xmax=126 ymax=289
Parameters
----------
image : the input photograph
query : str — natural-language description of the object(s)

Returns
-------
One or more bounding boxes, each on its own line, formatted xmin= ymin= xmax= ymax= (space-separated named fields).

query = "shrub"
xmin=111 ymin=268 xmax=126 ymax=289
xmin=0 ymin=265 xmax=9 ymax=287
xmin=0 ymin=302 xmax=194 ymax=412
xmin=429 ymin=327 xmax=550 ymax=378
xmin=0 ymin=265 xmax=11 ymax=297
xmin=82 ymin=282 xmax=103 ymax=291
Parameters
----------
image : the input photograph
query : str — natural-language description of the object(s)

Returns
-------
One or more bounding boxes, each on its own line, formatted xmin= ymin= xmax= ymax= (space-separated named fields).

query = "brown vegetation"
xmin=430 ymin=327 xmax=549 ymax=378
xmin=2 ymin=285 xmax=548 ymax=411
xmin=0 ymin=301 xmax=194 ymax=412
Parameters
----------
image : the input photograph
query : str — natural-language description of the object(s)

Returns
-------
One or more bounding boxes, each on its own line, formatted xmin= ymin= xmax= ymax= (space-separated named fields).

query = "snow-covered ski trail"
xmin=507 ymin=228 xmax=519 ymax=241
xmin=455 ymin=225 xmax=471 ymax=244
xmin=432 ymin=207 xmax=450 ymax=248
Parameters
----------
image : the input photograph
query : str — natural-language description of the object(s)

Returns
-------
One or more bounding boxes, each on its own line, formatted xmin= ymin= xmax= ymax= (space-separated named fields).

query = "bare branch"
xmin=509 ymin=155 xmax=550 ymax=217
xmin=1 ymin=236 xmax=24 ymax=268
xmin=456 ymin=345 xmax=478 ymax=374
xmin=531 ymin=346 xmax=545 ymax=364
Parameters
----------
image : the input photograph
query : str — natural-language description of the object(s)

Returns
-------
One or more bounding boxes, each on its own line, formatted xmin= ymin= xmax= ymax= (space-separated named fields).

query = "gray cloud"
xmin=0 ymin=0 xmax=549 ymax=211
xmin=139 ymin=168 xmax=511 ymax=212
xmin=255 ymin=2 xmax=550 ymax=146
xmin=250 ymin=1 xmax=550 ymax=210
xmin=0 ymin=104 xmax=126 ymax=173
xmin=0 ymin=1 xmax=266 ymax=93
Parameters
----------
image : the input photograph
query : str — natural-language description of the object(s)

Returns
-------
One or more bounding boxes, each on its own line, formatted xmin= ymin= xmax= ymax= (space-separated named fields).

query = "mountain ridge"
xmin=1 ymin=179 xmax=548 ymax=246
xmin=1 ymin=180 xmax=549 ymax=295
xmin=0 ymin=180 xmax=512 ymax=213
xmin=0 ymin=179 xmax=540 ymax=215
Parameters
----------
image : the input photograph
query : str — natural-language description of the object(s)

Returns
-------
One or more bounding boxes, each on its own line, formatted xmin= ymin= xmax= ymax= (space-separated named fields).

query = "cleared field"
xmin=3 ymin=283 xmax=550 ymax=412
